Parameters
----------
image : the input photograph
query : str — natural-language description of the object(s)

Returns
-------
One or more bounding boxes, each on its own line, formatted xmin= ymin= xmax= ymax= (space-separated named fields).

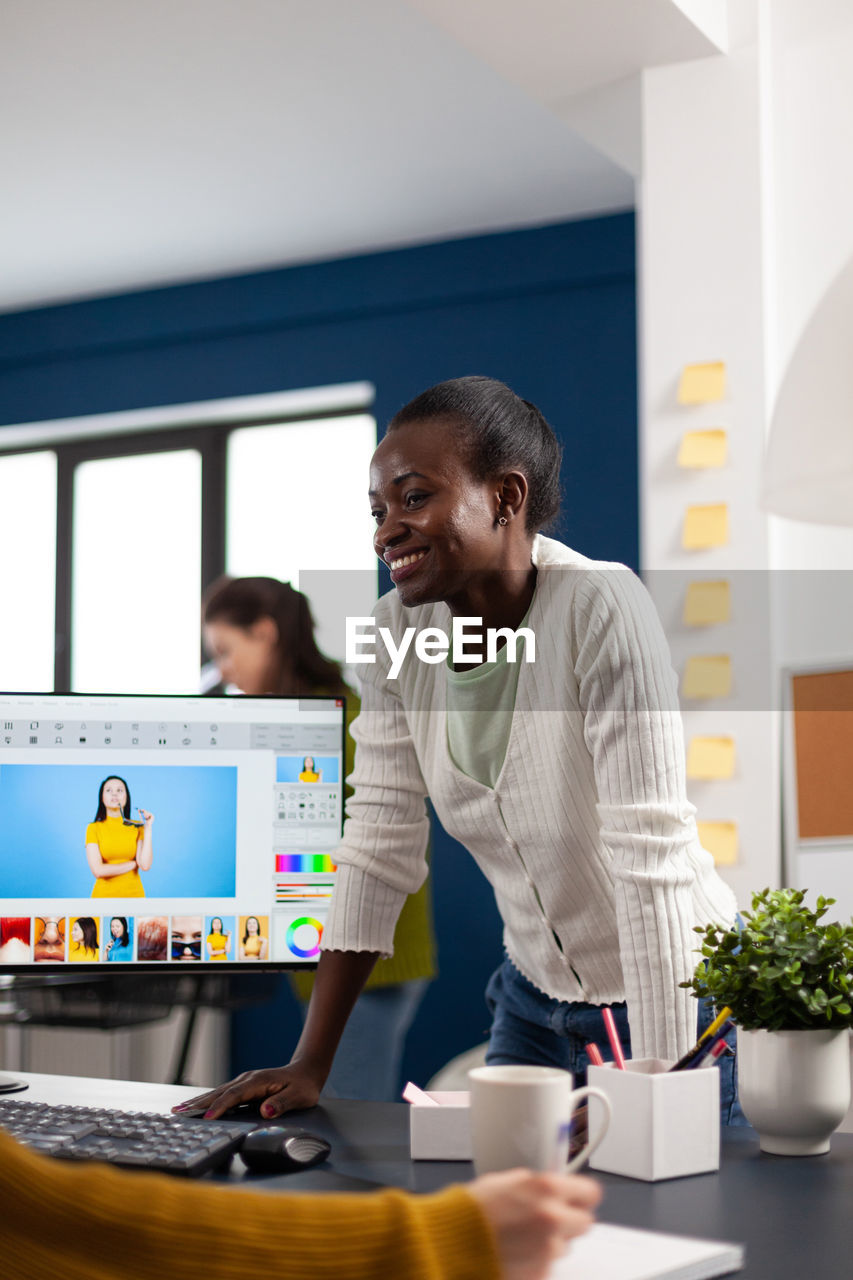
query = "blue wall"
xmin=0 ymin=211 xmax=637 ymax=1086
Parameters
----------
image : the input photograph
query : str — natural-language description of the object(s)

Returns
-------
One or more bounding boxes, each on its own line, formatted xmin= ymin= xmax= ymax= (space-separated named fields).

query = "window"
xmin=72 ymin=450 xmax=202 ymax=694
xmin=227 ymin=414 xmax=378 ymax=663
xmin=0 ymin=386 xmax=376 ymax=694
xmin=0 ymin=451 xmax=57 ymax=692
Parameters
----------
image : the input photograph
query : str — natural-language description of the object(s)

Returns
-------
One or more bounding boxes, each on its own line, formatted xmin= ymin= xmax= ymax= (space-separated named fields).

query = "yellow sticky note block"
xmin=678 ymin=361 xmax=727 ymax=404
xmin=683 ymin=580 xmax=731 ymax=626
xmin=686 ymin=736 xmax=736 ymax=780
xmin=682 ymin=655 xmax=733 ymax=700
xmin=677 ymin=429 xmax=728 ymax=469
xmin=682 ymin=503 xmax=729 ymax=550
xmin=697 ymin=820 xmax=739 ymax=866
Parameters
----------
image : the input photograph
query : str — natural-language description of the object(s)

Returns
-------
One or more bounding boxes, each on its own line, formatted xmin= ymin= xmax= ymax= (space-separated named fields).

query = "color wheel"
xmin=286 ymin=916 xmax=323 ymax=959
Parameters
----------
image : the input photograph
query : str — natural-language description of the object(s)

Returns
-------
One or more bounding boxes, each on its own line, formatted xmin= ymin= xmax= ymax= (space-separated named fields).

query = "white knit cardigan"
xmin=323 ymin=535 xmax=738 ymax=1061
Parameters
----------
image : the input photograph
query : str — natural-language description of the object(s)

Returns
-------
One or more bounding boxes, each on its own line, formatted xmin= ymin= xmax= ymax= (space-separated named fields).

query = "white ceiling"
xmin=0 ymin=0 xmax=726 ymax=314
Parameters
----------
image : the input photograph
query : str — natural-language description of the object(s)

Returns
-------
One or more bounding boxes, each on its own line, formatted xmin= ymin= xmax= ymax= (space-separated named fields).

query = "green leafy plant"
xmin=681 ymin=888 xmax=853 ymax=1031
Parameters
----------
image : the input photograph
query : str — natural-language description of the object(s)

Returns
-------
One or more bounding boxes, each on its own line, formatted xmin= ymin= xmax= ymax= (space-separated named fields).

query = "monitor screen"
xmin=0 ymin=692 xmax=345 ymax=970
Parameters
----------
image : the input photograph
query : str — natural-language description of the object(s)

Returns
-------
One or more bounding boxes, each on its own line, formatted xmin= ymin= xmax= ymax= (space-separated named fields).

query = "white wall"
xmin=763 ymin=0 xmax=853 ymax=917
xmin=639 ymin=29 xmax=778 ymax=910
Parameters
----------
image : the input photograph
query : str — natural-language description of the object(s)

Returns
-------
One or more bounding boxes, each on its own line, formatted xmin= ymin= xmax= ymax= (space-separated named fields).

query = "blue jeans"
xmin=485 ymin=958 xmax=746 ymax=1125
xmin=299 ymin=979 xmax=430 ymax=1103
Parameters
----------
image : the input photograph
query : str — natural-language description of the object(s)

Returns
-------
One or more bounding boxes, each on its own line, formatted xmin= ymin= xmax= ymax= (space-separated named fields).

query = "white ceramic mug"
xmin=468 ymin=1064 xmax=612 ymax=1175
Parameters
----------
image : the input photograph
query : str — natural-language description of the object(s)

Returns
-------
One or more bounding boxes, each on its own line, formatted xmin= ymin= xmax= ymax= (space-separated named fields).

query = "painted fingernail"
xmin=261 ymin=1103 xmax=274 ymax=1117
xmin=204 ymin=1109 xmax=216 ymax=1118
xmin=173 ymin=1104 xmax=187 ymax=1112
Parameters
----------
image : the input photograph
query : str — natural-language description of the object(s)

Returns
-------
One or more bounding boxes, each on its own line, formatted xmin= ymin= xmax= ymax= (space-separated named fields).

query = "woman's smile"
xmin=387 ymin=548 xmax=429 ymax=582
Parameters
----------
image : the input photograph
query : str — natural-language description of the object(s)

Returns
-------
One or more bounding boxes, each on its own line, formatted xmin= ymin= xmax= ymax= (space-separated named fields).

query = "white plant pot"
xmin=737 ymin=1026 xmax=851 ymax=1156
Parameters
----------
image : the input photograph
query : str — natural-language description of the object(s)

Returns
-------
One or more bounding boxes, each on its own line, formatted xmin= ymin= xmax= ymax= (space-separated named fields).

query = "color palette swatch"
xmin=286 ymin=916 xmax=324 ymax=959
xmin=275 ymin=854 xmax=336 ymax=873
xmin=275 ymin=880 xmax=334 ymax=903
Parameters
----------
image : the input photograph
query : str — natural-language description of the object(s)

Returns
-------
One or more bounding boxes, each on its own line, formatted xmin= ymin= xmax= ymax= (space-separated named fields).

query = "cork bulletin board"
xmin=790 ymin=668 xmax=853 ymax=841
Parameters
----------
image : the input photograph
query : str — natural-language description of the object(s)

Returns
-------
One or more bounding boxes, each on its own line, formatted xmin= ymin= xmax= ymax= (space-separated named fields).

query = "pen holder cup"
xmin=587 ymin=1059 xmax=720 ymax=1181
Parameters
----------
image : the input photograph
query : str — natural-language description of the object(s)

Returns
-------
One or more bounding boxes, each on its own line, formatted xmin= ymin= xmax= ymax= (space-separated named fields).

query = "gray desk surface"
xmin=10 ymin=1073 xmax=853 ymax=1276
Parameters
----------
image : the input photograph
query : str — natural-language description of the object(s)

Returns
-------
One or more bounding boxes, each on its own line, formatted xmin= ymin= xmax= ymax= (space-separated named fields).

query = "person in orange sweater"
xmin=0 ymin=1129 xmax=600 ymax=1280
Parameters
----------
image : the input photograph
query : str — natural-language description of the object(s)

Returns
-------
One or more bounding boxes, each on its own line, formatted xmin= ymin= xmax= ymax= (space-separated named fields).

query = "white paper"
xmin=549 ymin=1222 xmax=744 ymax=1280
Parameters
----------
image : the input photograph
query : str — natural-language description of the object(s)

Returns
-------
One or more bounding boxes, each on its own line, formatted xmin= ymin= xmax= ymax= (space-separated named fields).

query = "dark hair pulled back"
xmin=202 ymin=577 xmax=347 ymax=698
xmin=389 ymin=376 xmax=562 ymax=534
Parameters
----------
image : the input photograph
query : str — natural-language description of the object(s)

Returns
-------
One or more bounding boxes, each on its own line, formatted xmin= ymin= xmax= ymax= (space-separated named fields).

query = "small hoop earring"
xmin=497 ymin=515 xmax=508 ymax=526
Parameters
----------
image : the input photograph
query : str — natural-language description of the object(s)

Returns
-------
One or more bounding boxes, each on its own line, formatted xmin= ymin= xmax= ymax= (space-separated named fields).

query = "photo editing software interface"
xmin=0 ymin=693 xmax=346 ymax=968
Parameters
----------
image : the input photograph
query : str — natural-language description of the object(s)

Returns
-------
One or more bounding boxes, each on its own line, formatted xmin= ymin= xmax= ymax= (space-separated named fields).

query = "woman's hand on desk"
xmin=174 ymin=951 xmax=379 ymax=1119
xmin=468 ymin=1170 xmax=601 ymax=1280
xmin=173 ymin=1061 xmax=326 ymax=1120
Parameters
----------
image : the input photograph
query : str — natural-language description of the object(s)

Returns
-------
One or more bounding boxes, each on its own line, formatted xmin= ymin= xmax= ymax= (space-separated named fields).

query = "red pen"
xmin=602 ymin=1007 xmax=626 ymax=1069
xmin=685 ymin=1032 xmax=731 ymax=1071
xmin=585 ymin=1042 xmax=605 ymax=1067
xmin=707 ymin=1040 xmax=729 ymax=1064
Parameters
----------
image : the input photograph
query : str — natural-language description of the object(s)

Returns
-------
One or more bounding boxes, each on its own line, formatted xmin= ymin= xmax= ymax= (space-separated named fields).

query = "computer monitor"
xmin=0 ymin=692 xmax=346 ymax=970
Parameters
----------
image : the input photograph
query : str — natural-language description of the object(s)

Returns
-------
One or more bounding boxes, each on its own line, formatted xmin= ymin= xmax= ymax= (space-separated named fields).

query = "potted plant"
xmin=683 ymin=887 xmax=853 ymax=1155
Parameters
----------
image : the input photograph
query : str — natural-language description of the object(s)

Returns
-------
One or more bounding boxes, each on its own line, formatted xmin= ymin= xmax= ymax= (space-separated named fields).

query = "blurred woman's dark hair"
xmin=389 ymin=376 xmax=563 ymax=535
xmin=202 ymin=577 xmax=347 ymax=697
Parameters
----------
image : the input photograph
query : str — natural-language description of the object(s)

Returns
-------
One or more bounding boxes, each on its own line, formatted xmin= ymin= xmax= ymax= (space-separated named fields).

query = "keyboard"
xmin=0 ymin=1098 xmax=254 ymax=1177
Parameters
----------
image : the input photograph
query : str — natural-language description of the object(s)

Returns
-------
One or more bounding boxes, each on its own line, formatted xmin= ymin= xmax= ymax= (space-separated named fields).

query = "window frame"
xmin=0 ymin=385 xmax=375 ymax=692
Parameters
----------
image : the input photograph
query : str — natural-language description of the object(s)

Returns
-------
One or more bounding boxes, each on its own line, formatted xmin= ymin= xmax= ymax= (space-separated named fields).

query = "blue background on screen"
xmin=0 ymin=764 xmax=237 ymax=898
xmin=276 ymin=756 xmax=339 ymax=783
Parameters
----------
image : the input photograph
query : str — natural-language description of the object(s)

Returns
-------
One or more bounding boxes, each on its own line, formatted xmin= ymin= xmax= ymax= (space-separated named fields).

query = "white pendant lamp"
xmin=763 ymin=255 xmax=853 ymax=525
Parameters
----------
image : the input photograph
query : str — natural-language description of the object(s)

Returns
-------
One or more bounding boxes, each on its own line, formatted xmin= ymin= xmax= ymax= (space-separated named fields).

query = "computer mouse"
xmin=239 ymin=1126 xmax=331 ymax=1175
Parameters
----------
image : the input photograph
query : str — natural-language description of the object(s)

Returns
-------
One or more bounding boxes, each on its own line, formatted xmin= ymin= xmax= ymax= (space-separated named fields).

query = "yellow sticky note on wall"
xmin=682 ymin=655 xmax=733 ymax=700
xmin=683 ymin=580 xmax=731 ymax=626
xmin=677 ymin=429 xmax=728 ymax=469
xmin=686 ymin=736 xmax=736 ymax=780
xmin=682 ymin=503 xmax=729 ymax=550
xmin=678 ymin=361 xmax=727 ymax=404
xmin=697 ymin=820 xmax=739 ymax=866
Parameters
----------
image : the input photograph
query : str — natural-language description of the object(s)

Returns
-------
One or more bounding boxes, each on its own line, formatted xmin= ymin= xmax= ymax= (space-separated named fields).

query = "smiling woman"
xmin=180 ymin=376 xmax=741 ymax=1127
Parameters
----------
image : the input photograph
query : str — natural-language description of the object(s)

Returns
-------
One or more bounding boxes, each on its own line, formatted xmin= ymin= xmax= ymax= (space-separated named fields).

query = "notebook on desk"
xmin=549 ymin=1222 xmax=744 ymax=1280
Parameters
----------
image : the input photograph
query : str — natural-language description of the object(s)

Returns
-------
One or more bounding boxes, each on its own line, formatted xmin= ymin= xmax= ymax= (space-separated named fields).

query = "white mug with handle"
xmin=468 ymin=1064 xmax=612 ymax=1175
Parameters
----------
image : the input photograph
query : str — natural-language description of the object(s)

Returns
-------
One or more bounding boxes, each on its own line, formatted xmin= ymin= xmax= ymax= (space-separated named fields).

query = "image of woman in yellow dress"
xmin=206 ymin=917 xmax=231 ymax=961
xmin=69 ymin=916 xmax=99 ymax=961
xmin=298 ymin=755 xmax=321 ymax=783
xmin=240 ymin=915 xmax=268 ymax=961
xmin=86 ymin=775 xmax=153 ymax=898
